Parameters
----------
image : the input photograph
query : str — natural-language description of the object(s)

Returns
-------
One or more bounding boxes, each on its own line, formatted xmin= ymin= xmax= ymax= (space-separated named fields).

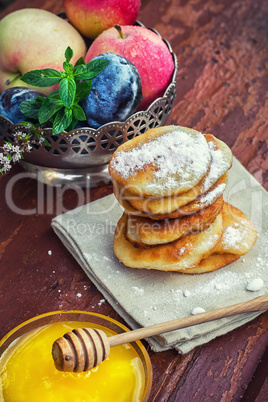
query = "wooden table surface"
xmin=0 ymin=0 xmax=267 ymax=400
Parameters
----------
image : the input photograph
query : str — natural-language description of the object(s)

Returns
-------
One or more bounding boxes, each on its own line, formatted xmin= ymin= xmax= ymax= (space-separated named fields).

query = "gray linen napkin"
xmin=51 ymin=157 xmax=268 ymax=354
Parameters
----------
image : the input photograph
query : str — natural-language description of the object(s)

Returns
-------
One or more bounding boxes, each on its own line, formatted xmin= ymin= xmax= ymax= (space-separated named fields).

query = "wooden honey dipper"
xmin=52 ymin=294 xmax=268 ymax=372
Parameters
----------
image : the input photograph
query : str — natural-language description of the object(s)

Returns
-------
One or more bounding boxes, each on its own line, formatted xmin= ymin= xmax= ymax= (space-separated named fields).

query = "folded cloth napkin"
xmin=51 ymin=157 xmax=268 ymax=354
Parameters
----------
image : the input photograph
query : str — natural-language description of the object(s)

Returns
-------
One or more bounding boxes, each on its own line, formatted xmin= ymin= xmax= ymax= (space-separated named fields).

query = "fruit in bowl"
xmin=0 ymin=8 xmax=86 ymax=94
xmin=81 ymin=52 xmax=142 ymax=128
xmin=0 ymin=87 xmax=46 ymax=124
xmin=0 ymin=8 xmax=177 ymax=179
xmin=63 ymin=0 xmax=141 ymax=39
xmin=13 ymin=47 xmax=111 ymax=135
xmin=0 ymin=9 xmax=175 ymax=132
xmin=85 ymin=24 xmax=175 ymax=110
xmin=8 ymin=49 xmax=142 ymax=134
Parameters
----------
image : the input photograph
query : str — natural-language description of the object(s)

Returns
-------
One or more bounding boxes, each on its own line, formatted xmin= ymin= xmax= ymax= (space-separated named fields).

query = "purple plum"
xmin=0 ymin=87 xmax=46 ymax=124
xmin=81 ymin=52 xmax=142 ymax=129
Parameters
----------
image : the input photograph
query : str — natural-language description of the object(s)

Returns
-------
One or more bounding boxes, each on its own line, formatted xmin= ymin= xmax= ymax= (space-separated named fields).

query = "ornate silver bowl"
xmin=0 ymin=25 xmax=177 ymax=186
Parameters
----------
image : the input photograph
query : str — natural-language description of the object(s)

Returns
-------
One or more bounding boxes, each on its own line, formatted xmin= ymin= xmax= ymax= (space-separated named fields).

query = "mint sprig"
xmin=19 ymin=47 xmax=109 ymax=135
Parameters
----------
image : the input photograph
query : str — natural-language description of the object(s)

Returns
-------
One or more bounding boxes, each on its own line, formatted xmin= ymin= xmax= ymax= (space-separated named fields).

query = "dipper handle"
xmin=52 ymin=294 xmax=268 ymax=372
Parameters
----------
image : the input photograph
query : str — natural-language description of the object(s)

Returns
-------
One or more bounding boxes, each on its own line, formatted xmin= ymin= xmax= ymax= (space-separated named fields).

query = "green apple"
xmin=0 ymin=8 xmax=86 ymax=94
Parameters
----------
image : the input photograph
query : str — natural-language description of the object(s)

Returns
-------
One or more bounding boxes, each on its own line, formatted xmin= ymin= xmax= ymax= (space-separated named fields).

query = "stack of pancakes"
xmin=108 ymin=126 xmax=257 ymax=274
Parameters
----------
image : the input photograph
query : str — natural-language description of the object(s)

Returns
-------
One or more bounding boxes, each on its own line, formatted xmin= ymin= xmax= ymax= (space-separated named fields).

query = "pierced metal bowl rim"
xmin=0 ymin=56 xmax=177 ymax=141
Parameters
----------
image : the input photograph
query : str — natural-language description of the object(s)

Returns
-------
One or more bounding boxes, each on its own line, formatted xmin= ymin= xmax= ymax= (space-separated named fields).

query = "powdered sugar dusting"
xmin=221 ymin=225 xmax=248 ymax=250
xmin=180 ymin=270 xmax=247 ymax=299
xmin=112 ymin=130 xmax=210 ymax=191
xmin=197 ymin=183 xmax=226 ymax=206
xmin=179 ymin=247 xmax=186 ymax=255
xmin=202 ymin=140 xmax=232 ymax=191
xmin=132 ymin=286 xmax=145 ymax=295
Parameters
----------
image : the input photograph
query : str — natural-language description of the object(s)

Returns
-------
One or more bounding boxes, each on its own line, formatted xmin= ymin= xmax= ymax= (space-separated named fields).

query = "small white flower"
xmin=11 ymin=150 xmax=22 ymax=163
xmin=0 ymin=153 xmax=12 ymax=172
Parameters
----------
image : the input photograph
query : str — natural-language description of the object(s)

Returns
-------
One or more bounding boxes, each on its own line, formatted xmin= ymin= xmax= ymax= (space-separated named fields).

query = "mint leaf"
xmin=63 ymin=61 xmax=73 ymax=74
xmin=65 ymin=46 xmax=74 ymax=64
xmin=74 ymin=57 xmax=85 ymax=67
xmin=64 ymin=107 xmax=72 ymax=119
xmin=59 ymin=77 xmax=76 ymax=108
xmin=53 ymin=108 xmax=73 ymax=135
xmin=67 ymin=119 xmax=79 ymax=131
xmin=73 ymin=59 xmax=109 ymax=80
xmin=73 ymin=64 xmax=87 ymax=79
xmin=85 ymin=59 xmax=110 ymax=79
xmin=21 ymin=69 xmax=62 ymax=87
xmin=47 ymin=90 xmax=64 ymax=106
xmin=38 ymin=98 xmax=62 ymax=124
xmin=75 ymin=81 xmax=92 ymax=102
xmin=72 ymin=104 xmax=86 ymax=121
xmin=19 ymin=97 xmax=46 ymax=119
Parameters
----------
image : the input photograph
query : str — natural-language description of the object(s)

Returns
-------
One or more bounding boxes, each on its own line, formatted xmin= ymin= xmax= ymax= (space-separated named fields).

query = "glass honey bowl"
xmin=0 ymin=311 xmax=153 ymax=402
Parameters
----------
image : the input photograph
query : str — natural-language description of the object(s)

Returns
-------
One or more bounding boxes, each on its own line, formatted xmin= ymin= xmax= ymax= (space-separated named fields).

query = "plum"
xmin=0 ymin=87 xmax=46 ymax=124
xmin=81 ymin=52 xmax=142 ymax=129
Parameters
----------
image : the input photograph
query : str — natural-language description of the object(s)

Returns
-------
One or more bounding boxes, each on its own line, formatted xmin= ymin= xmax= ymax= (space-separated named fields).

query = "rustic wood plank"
xmin=243 ymin=344 xmax=268 ymax=401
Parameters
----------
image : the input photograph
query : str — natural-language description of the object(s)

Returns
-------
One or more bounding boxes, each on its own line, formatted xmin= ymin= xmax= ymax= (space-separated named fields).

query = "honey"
xmin=0 ymin=321 xmax=146 ymax=401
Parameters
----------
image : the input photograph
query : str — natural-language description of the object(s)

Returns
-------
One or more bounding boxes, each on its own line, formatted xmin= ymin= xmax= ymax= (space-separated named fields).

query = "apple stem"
xmin=114 ymin=25 xmax=125 ymax=39
xmin=5 ymin=73 xmax=22 ymax=86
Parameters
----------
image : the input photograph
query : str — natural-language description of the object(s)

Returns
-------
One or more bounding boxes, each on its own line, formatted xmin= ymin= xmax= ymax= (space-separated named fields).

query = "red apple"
xmin=85 ymin=25 xmax=174 ymax=110
xmin=63 ymin=0 xmax=141 ymax=39
xmin=0 ymin=9 xmax=86 ymax=94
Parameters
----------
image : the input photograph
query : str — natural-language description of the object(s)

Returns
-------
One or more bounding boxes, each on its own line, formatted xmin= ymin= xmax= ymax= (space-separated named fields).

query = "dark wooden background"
xmin=0 ymin=0 xmax=267 ymax=400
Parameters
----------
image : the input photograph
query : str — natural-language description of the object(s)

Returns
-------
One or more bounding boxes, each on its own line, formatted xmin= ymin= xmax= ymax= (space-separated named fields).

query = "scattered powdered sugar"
xmin=183 ymin=290 xmax=191 ymax=297
xmin=48 ymin=250 xmax=52 ymax=256
xmin=132 ymin=286 xmax=145 ymax=295
xmin=103 ymin=255 xmax=113 ymax=262
xmin=191 ymin=307 xmax=206 ymax=315
xmin=179 ymin=247 xmax=186 ymax=256
xmin=90 ymin=252 xmax=101 ymax=262
xmin=186 ymin=270 xmax=246 ymax=296
xmin=98 ymin=299 xmax=106 ymax=306
xmin=246 ymin=278 xmax=264 ymax=292
xmin=111 ymin=130 xmax=210 ymax=190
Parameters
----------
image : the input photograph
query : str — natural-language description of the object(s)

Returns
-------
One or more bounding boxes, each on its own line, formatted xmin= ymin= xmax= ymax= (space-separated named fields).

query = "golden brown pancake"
xmin=125 ymin=196 xmax=223 ymax=246
xmin=113 ymin=133 xmax=232 ymax=214
xmin=116 ymin=188 xmax=225 ymax=220
xmin=212 ymin=203 xmax=257 ymax=255
xmin=109 ymin=126 xmax=212 ymax=197
xmin=161 ymin=203 xmax=257 ymax=274
xmin=115 ymin=172 xmax=227 ymax=217
xmin=113 ymin=212 xmax=223 ymax=271
xmin=112 ymin=168 xmax=209 ymax=214
xmin=113 ymin=203 xmax=256 ymax=273
xmin=175 ymin=253 xmax=240 ymax=274
xmin=111 ymin=125 xmax=255 ymax=275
